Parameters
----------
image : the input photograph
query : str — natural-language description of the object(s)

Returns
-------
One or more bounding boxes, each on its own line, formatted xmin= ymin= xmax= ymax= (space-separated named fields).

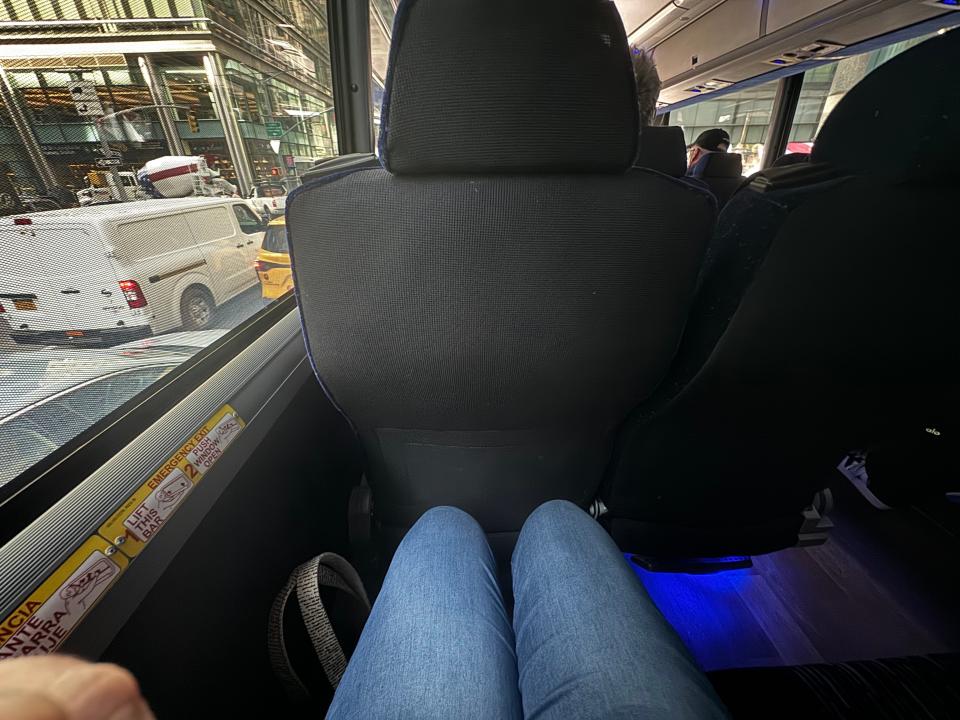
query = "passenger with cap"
xmin=686 ymin=128 xmax=732 ymax=178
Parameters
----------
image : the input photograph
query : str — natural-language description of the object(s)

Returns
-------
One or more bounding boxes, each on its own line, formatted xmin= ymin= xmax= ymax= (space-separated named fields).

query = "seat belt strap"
xmin=267 ymin=553 xmax=372 ymax=700
xmin=296 ymin=556 xmax=349 ymax=688
xmin=267 ymin=563 xmax=311 ymax=702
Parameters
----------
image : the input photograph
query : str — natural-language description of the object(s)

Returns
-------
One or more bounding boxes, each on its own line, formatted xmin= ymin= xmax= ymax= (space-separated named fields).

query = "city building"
xmin=0 ymin=0 xmax=360 ymax=200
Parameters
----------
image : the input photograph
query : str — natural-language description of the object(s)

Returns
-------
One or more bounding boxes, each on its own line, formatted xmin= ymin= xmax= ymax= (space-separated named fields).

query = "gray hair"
xmin=631 ymin=46 xmax=661 ymax=126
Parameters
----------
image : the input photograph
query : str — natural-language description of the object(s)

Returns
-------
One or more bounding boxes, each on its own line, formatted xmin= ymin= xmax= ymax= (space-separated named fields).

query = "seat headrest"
xmin=812 ymin=30 xmax=960 ymax=182
xmin=635 ymin=125 xmax=687 ymax=177
xmin=699 ymin=152 xmax=743 ymax=178
xmin=379 ymin=0 xmax=638 ymax=175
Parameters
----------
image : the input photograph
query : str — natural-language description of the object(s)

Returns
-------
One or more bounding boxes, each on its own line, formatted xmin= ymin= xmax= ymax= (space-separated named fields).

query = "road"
xmin=0 ymin=285 xmax=271 ymax=485
xmin=0 ymin=286 xmax=270 ymax=415
xmin=0 ymin=285 xmax=268 ymax=354
xmin=208 ymin=285 xmax=271 ymax=331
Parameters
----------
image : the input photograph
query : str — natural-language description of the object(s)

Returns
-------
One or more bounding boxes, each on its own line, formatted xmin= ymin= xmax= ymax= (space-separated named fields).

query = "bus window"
xmin=788 ymin=35 xmax=937 ymax=151
xmin=370 ymin=0 xmax=395 ymax=140
xmin=669 ymin=79 xmax=779 ymax=176
xmin=0 ymin=0 xmax=338 ymax=492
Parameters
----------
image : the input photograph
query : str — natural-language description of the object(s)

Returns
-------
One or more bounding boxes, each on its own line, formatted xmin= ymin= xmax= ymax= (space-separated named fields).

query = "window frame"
xmin=328 ymin=0 xmax=374 ymax=154
xmin=655 ymin=19 xmax=954 ymax=173
xmin=668 ymin=77 xmax=784 ymax=176
xmin=0 ymin=0 xmax=357 ymax=543
xmin=0 ymin=294 xmax=297 ymax=546
xmin=761 ymin=73 xmax=805 ymax=170
xmin=232 ymin=202 xmax=266 ymax=233
xmin=261 ymin=223 xmax=289 ymax=254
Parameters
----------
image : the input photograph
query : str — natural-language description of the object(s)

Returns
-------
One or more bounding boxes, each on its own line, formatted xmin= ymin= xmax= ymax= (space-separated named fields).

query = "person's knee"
xmin=514 ymin=499 xmax=592 ymax=560
xmin=403 ymin=505 xmax=485 ymax=547
xmin=525 ymin=499 xmax=585 ymax=531
xmin=418 ymin=504 xmax=479 ymax=527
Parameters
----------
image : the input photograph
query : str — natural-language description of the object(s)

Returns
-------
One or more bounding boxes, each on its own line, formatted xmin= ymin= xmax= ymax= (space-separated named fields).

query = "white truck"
xmin=0 ymin=197 xmax=265 ymax=346
xmin=138 ymin=155 xmax=237 ymax=199
xmin=247 ymin=181 xmax=288 ymax=219
xmin=75 ymin=155 xmax=237 ymax=206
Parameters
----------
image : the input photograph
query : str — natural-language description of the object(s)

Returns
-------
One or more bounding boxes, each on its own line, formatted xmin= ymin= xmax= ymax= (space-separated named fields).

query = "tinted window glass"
xmin=233 ymin=204 xmax=265 ymax=233
xmin=256 ymin=184 xmax=286 ymax=198
xmin=670 ymin=79 xmax=779 ymax=176
xmin=788 ymin=35 xmax=936 ymax=150
xmin=262 ymin=225 xmax=289 ymax=254
xmin=0 ymin=0 xmax=338 ymax=490
xmin=0 ymin=366 xmax=173 ymax=486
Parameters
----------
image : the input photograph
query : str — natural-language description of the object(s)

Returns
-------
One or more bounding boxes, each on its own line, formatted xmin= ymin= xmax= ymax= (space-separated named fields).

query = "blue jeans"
xmin=327 ymin=500 xmax=728 ymax=719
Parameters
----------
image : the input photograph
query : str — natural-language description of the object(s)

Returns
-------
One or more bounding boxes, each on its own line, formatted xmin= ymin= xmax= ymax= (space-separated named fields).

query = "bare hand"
xmin=0 ymin=655 xmax=154 ymax=720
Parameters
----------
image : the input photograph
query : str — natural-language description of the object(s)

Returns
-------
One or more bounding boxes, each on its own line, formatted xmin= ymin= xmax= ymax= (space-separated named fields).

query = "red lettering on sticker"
xmin=125 ymin=506 xmax=162 ymax=541
xmin=0 ymin=601 xmax=41 ymax=643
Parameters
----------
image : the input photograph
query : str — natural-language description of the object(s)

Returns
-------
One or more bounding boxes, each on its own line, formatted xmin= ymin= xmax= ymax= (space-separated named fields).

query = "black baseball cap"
xmin=688 ymin=128 xmax=731 ymax=151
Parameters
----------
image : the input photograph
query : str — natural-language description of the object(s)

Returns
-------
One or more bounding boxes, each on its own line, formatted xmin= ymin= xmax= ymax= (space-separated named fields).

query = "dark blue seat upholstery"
xmin=690 ymin=152 xmax=744 ymax=208
xmin=635 ymin=125 xmax=687 ymax=177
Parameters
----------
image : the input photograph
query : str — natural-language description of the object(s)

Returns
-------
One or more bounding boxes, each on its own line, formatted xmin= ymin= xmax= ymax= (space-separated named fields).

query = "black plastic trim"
xmin=762 ymin=73 xmax=805 ymax=169
xmin=148 ymin=259 xmax=207 ymax=284
xmin=328 ymin=0 xmax=374 ymax=155
xmin=0 ymin=309 xmax=308 ymax=627
xmin=0 ymin=293 xmax=297 ymax=545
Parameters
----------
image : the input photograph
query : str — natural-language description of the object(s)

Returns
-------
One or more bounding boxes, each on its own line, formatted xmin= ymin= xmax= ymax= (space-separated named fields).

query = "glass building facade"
xmin=0 ymin=0 xmax=336 ymax=200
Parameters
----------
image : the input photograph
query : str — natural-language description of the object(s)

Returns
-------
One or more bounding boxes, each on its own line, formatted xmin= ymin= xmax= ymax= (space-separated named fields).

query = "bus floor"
xmin=635 ymin=479 xmax=960 ymax=672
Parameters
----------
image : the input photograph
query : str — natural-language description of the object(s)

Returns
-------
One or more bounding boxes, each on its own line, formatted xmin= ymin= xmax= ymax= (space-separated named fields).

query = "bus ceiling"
xmin=613 ymin=0 xmax=960 ymax=108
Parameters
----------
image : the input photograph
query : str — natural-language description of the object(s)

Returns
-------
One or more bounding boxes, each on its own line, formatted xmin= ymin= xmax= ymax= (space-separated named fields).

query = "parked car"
xmin=0 ymin=330 xmax=228 ymax=487
xmin=0 ymin=197 xmax=265 ymax=346
xmin=248 ymin=181 xmax=288 ymax=218
xmin=255 ymin=217 xmax=293 ymax=300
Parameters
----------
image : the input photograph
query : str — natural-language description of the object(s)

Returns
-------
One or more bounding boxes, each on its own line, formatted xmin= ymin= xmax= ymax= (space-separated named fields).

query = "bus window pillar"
xmin=137 ymin=55 xmax=185 ymax=157
xmin=203 ymin=52 xmax=256 ymax=192
xmin=328 ymin=0 xmax=374 ymax=155
xmin=0 ymin=65 xmax=58 ymax=192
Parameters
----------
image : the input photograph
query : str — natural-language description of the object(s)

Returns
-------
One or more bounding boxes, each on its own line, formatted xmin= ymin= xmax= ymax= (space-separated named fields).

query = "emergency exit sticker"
xmin=98 ymin=405 xmax=245 ymax=558
xmin=0 ymin=536 xmax=128 ymax=659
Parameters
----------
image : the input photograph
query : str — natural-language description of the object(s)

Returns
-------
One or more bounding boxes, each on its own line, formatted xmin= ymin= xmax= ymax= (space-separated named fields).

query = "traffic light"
xmin=187 ymin=107 xmax=200 ymax=133
xmin=270 ymin=167 xmax=281 ymax=177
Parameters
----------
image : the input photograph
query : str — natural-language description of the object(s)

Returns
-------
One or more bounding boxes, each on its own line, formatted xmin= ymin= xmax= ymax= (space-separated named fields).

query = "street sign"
xmin=95 ymin=158 xmax=122 ymax=167
xmin=265 ymin=121 xmax=283 ymax=138
xmin=68 ymin=80 xmax=104 ymax=117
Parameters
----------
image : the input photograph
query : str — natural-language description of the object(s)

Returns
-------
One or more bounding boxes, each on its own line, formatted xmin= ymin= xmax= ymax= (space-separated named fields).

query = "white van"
xmin=0 ymin=197 xmax=265 ymax=346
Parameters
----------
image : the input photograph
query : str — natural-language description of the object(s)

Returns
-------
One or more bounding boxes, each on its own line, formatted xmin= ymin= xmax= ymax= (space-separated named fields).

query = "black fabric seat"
xmin=603 ymin=29 xmax=960 ymax=556
xmin=771 ymin=151 xmax=811 ymax=168
xmin=635 ymin=125 xmax=687 ymax=177
xmin=285 ymin=0 xmax=715 ymax=535
xmin=693 ymin=152 xmax=744 ymax=208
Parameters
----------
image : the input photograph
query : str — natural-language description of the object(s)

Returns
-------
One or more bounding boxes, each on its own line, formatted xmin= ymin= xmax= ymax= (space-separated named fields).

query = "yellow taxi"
xmin=255 ymin=217 xmax=293 ymax=300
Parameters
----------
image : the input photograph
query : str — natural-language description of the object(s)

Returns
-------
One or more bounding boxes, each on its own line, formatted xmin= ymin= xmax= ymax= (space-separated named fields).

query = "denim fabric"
xmin=328 ymin=501 xmax=728 ymax=719
xmin=513 ymin=501 xmax=727 ymax=720
xmin=327 ymin=506 xmax=520 ymax=719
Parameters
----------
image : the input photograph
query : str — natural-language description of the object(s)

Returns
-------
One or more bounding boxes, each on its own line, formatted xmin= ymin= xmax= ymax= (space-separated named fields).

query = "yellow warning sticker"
xmin=98 ymin=404 xmax=245 ymax=558
xmin=0 ymin=536 xmax=128 ymax=659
